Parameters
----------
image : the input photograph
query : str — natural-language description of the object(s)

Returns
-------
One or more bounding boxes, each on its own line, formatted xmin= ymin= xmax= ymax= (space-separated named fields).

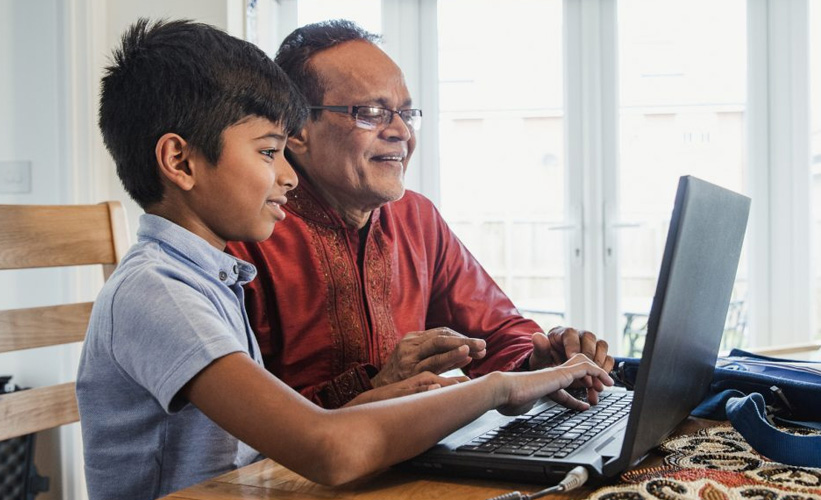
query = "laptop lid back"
xmin=605 ymin=175 xmax=750 ymax=474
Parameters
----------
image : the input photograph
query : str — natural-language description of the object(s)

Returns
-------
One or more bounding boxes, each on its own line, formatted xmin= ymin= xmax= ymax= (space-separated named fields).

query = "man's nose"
xmin=382 ymin=112 xmax=412 ymax=141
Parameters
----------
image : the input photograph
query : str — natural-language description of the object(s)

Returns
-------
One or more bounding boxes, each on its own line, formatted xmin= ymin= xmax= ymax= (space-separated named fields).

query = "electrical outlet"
xmin=0 ymin=161 xmax=32 ymax=194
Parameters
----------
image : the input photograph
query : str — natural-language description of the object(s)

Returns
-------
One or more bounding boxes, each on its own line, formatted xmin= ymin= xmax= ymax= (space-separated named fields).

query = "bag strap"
xmin=725 ymin=393 xmax=821 ymax=468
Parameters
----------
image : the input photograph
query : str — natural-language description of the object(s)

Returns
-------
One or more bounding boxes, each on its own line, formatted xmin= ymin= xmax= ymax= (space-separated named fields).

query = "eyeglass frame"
xmin=308 ymin=105 xmax=423 ymax=131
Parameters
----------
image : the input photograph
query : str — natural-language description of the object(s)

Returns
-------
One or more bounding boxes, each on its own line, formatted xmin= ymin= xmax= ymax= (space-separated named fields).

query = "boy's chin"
xmin=249 ymin=223 xmax=277 ymax=242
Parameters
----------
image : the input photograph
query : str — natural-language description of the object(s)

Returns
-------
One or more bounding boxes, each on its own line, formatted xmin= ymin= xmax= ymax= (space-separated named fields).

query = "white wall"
xmin=103 ymin=0 xmax=244 ymax=241
xmin=0 ymin=2 xmax=72 ymax=498
xmin=0 ymin=2 xmax=244 ymax=498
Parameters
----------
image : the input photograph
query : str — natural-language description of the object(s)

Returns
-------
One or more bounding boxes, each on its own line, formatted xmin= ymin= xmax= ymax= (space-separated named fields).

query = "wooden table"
xmin=162 ymin=418 xmax=718 ymax=500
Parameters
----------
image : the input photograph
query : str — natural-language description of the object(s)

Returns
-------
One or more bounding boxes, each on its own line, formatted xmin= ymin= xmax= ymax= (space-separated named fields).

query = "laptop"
xmin=400 ymin=175 xmax=751 ymax=482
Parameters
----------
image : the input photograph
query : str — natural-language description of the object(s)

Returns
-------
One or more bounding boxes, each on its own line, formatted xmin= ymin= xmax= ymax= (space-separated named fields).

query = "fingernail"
xmin=427 ymin=384 xmax=442 ymax=391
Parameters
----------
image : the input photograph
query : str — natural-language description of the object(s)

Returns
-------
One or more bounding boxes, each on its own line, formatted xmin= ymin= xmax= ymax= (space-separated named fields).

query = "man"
xmin=227 ymin=20 xmax=613 ymax=408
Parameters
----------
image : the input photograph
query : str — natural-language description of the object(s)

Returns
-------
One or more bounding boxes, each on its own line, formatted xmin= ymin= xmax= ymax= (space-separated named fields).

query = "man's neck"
xmin=290 ymin=161 xmax=375 ymax=230
xmin=313 ymin=182 xmax=373 ymax=230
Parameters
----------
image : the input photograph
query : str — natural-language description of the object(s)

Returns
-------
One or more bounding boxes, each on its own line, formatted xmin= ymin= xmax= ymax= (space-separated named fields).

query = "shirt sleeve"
xmin=110 ymin=266 xmax=246 ymax=412
xmin=423 ymin=204 xmax=542 ymax=377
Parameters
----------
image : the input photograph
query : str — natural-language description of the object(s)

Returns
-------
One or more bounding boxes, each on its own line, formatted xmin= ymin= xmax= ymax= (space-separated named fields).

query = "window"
xmin=616 ymin=0 xmax=748 ymax=354
xmin=437 ymin=0 xmax=567 ymax=329
xmin=811 ymin=0 xmax=821 ymax=342
xmin=296 ymin=0 xmax=381 ymax=33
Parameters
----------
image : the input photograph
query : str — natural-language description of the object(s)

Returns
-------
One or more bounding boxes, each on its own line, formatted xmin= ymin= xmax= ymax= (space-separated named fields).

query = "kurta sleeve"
xmin=423 ymin=205 xmax=543 ymax=377
xmin=299 ymin=364 xmax=377 ymax=408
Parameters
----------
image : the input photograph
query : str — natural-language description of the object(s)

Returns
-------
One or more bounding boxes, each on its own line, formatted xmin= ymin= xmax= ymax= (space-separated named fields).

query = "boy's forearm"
xmin=314 ymin=372 xmax=507 ymax=485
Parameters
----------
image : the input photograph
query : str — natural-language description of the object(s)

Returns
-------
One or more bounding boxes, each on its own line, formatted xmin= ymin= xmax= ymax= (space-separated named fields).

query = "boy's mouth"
xmin=266 ymin=197 xmax=288 ymax=220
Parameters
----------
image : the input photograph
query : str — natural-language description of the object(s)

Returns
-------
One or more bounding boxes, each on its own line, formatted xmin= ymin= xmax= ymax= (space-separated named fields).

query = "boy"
xmin=76 ymin=18 xmax=612 ymax=500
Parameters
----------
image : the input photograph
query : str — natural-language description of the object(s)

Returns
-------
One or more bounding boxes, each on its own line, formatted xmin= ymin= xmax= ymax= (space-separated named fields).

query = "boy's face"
xmin=189 ymin=116 xmax=297 ymax=249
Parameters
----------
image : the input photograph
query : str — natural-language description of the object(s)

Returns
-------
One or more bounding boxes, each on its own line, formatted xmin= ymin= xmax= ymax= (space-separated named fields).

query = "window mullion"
xmin=381 ymin=0 xmax=440 ymax=203
xmin=747 ymin=0 xmax=812 ymax=346
xmin=565 ymin=0 xmax=619 ymax=345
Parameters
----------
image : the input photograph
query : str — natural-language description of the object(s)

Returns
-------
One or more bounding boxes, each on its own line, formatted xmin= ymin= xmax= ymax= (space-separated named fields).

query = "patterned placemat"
xmin=587 ymin=424 xmax=821 ymax=500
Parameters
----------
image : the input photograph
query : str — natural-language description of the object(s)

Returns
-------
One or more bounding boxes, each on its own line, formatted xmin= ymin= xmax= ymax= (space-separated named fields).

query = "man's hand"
xmin=528 ymin=326 xmax=615 ymax=404
xmin=370 ymin=327 xmax=486 ymax=388
xmin=344 ymin=371 xmax=469 ymax=406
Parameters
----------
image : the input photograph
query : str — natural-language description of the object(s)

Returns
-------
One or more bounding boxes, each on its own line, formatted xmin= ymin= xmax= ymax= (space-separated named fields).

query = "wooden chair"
xmin=0 ymin=202 xmax=129 ymax=441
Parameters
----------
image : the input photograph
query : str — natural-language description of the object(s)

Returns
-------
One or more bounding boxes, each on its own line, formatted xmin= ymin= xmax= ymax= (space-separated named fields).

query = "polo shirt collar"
xmin=137 ymin=214 xmax=257 ymax=286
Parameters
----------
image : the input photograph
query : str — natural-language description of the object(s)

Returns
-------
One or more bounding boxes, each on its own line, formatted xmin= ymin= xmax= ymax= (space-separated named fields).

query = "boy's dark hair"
xmin=275 ymin=20 xmax=381 ymax=120
xmin=100 ymin=18 xmax=308 ymax=209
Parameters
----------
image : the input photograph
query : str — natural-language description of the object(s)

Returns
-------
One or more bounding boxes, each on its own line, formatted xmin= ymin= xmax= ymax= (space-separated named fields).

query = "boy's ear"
xmin=155 ymin=133 xmax=196 ymax=191
xmin=286 ymin=126 xmax=309 ymax=155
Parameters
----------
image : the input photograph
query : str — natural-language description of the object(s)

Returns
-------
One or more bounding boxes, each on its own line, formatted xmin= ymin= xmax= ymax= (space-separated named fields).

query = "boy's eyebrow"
xmin=255 ymin=133 xmax=287 ymax=141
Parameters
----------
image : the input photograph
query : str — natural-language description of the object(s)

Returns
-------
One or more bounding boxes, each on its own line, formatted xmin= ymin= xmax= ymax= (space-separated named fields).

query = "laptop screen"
xmin=609 ymin=175 xmax=751 ymax=474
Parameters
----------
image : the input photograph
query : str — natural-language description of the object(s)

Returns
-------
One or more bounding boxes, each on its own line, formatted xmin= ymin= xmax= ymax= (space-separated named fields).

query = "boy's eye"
xmin=261 ymin=149 xmax=279 ymax=159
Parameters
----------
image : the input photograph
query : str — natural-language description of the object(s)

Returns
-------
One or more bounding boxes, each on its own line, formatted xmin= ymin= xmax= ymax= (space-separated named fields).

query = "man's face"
xmin=291 ymin=41 xmax=416 ymax=216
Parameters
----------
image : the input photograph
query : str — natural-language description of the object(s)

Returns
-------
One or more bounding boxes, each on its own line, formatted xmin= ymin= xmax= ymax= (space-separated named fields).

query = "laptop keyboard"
xmin=456 ymin=391 xmax=633 ymax=459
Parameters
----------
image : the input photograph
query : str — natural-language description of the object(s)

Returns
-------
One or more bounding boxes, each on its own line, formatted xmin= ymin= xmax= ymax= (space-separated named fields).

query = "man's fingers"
xmin=602 ymin=355 xmax=615 ymax=374
xmin=547 ymin=327 xmax=567 ymax=363
xmin=560 ymin=327 xmax=582 ymax=359
xmin=417 ymin=334 xmax=485 ymax=360
xmin=579 ymin=330 xmax=599 ymax=360
xmin=415 ymin=345 xmax=476 ymax=374
xmin=593 ymin=340 xmax=609 ymax=366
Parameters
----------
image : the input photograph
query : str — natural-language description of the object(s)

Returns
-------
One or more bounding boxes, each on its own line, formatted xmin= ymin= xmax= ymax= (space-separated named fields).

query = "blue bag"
xmin=614 ymin=349 xmax=821 ymax=467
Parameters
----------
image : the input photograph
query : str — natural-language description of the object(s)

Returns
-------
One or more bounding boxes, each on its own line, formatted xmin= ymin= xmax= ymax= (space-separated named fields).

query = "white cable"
xmin=485 ymin=466 xmax=589 ymax=500
xmin=553 ymin=466 xmax=589 ymax=493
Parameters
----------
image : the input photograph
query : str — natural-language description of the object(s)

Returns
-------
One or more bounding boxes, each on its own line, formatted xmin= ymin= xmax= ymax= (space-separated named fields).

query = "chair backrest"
xmin=0 ymin=202 xmax=129 ymax=441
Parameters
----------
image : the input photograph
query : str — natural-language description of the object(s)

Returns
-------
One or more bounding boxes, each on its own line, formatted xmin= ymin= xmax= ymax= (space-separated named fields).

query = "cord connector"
xmin=485 ymin=466 xmax=589 ymax=500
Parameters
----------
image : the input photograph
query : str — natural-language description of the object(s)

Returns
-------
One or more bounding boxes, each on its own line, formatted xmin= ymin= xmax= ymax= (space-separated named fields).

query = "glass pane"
xmin=617 ymin=0 xmax=748 ymax=356
xmin=438 ymin=0 xmax=565 ymax=331
xmin=811 ymin=0 xmax=821 ymax=344
xmin=297 ymin=0 xmax=381 ymax=34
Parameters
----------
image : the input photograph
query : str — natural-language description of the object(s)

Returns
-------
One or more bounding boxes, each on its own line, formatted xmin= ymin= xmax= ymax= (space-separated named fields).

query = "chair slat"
xmin=0 ymin=202 xmax=127 ymax=442
xmin=0 ymin=303 xmax=93 ymax=354
xmin=0 ymin=204 xmax=117 ymax=270
xmin=0 ymin=383 xmax=79 ymax=441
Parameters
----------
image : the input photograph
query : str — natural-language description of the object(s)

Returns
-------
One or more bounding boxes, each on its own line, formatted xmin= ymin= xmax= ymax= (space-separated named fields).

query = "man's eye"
xmin=357 ymin=107 xmax=384 ymax=119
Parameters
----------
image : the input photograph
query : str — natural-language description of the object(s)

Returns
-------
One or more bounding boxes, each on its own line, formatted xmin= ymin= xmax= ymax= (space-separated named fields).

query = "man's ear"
xmin=286 ymin=126 xmax=309 ymax=155
xmin=155 ymin=133 xmax=195 ymax=191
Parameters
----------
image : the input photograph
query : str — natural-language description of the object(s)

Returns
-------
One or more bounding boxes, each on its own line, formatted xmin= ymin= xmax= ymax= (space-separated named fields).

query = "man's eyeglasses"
xmin=309 ymin=105 xmax=422 ymax=131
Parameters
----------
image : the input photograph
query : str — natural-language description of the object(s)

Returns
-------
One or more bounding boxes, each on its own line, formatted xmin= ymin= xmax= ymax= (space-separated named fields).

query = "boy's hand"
xmin=371 ymin=328 xmax=486 ymax=387
xmin=528 ymin=327 xmax=615 ymax=404
xmin=345 ymin=371 xmax=470 ymax=407
xmin=497 ymin=353 xmax=614 ymax=416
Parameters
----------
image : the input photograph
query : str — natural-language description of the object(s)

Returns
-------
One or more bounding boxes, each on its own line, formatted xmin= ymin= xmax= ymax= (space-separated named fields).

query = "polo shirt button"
xmin=232 ymin=263 xmax=238 ymax=274
xmin=219 ymin=271 xmax=228 ymax=281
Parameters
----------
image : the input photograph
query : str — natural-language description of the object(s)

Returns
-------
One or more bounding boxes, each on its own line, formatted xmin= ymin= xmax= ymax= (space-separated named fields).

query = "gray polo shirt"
xmin=77 ymin=214 xmax=263 ymax=500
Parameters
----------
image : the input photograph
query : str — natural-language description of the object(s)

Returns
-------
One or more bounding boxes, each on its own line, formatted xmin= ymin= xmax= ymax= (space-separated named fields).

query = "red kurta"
xmin=227 ymin=174 xmax=542 ymax=408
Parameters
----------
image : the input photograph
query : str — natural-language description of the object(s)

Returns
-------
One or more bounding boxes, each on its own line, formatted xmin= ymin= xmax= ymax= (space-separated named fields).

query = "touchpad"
xmin=595 ymin=423 xmax=627 ymax=458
